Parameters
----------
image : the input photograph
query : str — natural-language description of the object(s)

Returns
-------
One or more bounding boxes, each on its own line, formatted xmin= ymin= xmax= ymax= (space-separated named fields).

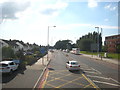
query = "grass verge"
xmin=80 ymin=51 xmax=120 ymax=60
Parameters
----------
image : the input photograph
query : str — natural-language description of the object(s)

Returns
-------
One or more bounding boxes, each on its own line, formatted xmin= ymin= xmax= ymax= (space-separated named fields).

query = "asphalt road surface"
xmin=40 ymin=50 xmax=120 ymax=89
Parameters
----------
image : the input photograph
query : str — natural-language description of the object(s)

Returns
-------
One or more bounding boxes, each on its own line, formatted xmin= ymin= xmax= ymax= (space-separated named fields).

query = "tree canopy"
xmin=76 ymin=31 xmax=102 ymax=52
xmin=54 ymin=40 xmax=73 ymax=50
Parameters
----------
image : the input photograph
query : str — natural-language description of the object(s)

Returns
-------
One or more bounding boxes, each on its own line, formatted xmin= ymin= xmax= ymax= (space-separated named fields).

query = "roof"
xmin=69 ymin=60 xmax=77 ymax=63
xmin=0 ymin=61 xmax=13 ymax=64
xmin=105 ymin=34 xmax=120 ymax=38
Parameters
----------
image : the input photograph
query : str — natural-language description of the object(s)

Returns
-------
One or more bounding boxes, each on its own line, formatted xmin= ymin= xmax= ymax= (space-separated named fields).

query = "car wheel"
xmin=9 ymin=70 xmax=13 ymax=75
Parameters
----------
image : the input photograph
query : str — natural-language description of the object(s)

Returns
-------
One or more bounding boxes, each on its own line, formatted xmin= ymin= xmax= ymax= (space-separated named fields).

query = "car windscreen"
xmin=71 ymin=62 xmax=78 ymax=65
xmin=0 ymin=64 xmax=8 ymax=67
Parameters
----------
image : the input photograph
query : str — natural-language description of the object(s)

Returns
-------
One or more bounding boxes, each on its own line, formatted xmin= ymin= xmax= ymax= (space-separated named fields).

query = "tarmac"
xmin=33 ymin=51 xmax=119 ymax=89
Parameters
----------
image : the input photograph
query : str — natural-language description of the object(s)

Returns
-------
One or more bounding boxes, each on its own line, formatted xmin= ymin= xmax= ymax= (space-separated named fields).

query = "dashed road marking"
xmin=93 ymin=80 xmax=120 ymax=87
xmin=91 ymin=68 xmax=102 ymax=74
xmin=110 ymin=78 xmax=120 ymax=84
xmin=83 ymin=71 xmax=99 ymax=74
xmin=87 ymin=75 xmax=111 ymax=80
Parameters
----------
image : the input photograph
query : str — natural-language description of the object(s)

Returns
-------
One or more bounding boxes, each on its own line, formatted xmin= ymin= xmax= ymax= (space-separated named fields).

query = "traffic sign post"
xmin=40 ymin=47 xmax=45 ymax=65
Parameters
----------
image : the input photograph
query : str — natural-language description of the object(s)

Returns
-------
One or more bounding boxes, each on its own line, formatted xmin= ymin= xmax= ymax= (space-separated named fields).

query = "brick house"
xmin=105 ymin=34 xmax=120 ymax=53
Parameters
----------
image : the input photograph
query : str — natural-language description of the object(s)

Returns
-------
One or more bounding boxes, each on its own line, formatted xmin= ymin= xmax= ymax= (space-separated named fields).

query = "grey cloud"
xmin=0 ymin=1 xmax=30 ymax=20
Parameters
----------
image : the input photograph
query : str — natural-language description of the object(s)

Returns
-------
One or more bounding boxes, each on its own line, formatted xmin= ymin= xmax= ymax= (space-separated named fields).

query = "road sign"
xmin=40 ymin=47 xmax=45 ymax=54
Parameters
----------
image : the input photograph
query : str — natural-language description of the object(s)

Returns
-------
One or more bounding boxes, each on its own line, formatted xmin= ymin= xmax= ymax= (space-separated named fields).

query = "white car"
xmin=0 ymin=61 xmax=18 ymax=74
xmin=66 ymin=60 xmax=80 ymax=71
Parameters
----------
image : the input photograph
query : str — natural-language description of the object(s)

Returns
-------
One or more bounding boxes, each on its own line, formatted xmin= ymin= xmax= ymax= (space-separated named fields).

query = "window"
xmin=10 ymin=62 xmax=15 ymax=65
xmin=0 ymin=64 xmax=8 ymax=67
xmin=71 ymin=62 xmax=78 ymax=65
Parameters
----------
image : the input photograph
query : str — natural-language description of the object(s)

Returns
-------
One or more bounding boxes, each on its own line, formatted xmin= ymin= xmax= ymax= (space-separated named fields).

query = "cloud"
xmin=39 ymin=2 xmax=68 ymax=15
xmin=110 ymin=6 xmax=117 ymax=11
xmin=104 ymin=18 xmax=109 ymax=22
xmin=88 ymin=0 xmax=98 ymax=8
xmin=65 ymin=23 xmax=118 ymax=30
xmin=41 ymin=8 xmax=58 ymax=15
xmin=104 ymin=4 xmax=117 ymax=11
xmin=0 ymin=1 xmax=30 ymax=20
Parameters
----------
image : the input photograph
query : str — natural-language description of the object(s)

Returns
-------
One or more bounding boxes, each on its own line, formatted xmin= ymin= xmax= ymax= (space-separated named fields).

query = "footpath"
xmin=32 ymin=52 xmax=53 ymax=89
xmin=81 ymin=53 xmax=120 ymax=65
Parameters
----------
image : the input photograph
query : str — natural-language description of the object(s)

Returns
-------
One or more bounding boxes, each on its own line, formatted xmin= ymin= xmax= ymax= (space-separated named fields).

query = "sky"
xmin=0 ymin=0 xmax=119 ymax=46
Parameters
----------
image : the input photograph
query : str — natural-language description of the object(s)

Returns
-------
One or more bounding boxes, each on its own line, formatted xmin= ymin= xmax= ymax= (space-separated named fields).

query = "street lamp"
xmin=95 ymin=27 xmax=99 ymax=57
xmin=47 ymin=26 xmax=56 ymax=61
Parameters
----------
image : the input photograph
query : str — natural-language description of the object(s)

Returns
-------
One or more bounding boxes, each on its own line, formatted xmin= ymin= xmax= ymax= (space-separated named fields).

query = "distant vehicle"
xmin=0 ymin=61 xmax=18 ymax=74
xmin=63 ymin=50 xmax=66 ymax=52
xmin=24 ymin=52 xmax=33 ymax=55
xmin=72 ymin=48 xmax=80 ymax=55
xmin=66 ymin=60 xmax=80 ymax=71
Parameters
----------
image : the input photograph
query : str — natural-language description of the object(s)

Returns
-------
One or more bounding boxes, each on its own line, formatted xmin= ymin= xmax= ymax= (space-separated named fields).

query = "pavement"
xmin=81 ymin=53 xmax=120 ymax=65
xmin=32 ymin=52 xmax=53 ymax=89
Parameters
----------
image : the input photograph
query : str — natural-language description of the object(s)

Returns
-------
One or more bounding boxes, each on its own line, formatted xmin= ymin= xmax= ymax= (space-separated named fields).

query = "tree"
xmin=76 ymin=31 xmax=102 ymax=52
xmin=2 ymin=46 xmax=15 ymax=59
xmin=54 ymin=40 xmax=72 ymax=50
xmin=102 ymin=45 xmax=108 ymax=52
xmin=116 ymin=44 xmax=120 ymax=53
xmin=15 ymin=49 xmax=25 ymax=60
xmin=77 ymin=39 xmax=94 ymax=51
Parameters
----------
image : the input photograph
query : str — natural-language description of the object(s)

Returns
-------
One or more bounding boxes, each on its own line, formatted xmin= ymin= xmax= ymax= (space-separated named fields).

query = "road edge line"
xmin=41 ymin=70 xmax=49 ymax=88
xmin=82 ymin=73 xmax=100 ymax=90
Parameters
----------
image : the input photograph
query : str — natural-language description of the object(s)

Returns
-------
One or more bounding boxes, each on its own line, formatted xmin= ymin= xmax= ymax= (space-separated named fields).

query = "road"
xmin=1 ymin=50 xmax=120 ymax=89
xmin=40 ymin=50 xmax=120 ymax=89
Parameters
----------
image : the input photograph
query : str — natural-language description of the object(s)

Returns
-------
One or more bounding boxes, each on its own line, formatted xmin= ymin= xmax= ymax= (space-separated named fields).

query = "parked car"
xmin=12 ymin=59 xmax=21 ymax=65
xmin=66 ymin=60 xmax=80 ymax=71
xmin=0 ymin=61 xmax=18 ymax=74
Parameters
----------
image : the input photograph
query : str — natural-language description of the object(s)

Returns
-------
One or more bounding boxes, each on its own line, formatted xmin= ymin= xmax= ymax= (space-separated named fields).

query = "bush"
xmin=2 ymin=46 xmax=15 ymax=59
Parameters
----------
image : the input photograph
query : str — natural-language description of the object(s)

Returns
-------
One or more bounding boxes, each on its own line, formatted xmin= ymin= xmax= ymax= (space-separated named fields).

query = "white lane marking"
xmin=80 ymin=68 xmax=93 ymax=71
xmin=93 ymin=80 xmax=120 ymax=87
xmin=91 ymin=68 xmax=102 ymax=74
xmin=110 ymin=78 xmax=120 ymax=84
xmin=84 ymin=71 xmax=98 ymax=74
xmin=87 ymin=75 xmax=110 ymax=80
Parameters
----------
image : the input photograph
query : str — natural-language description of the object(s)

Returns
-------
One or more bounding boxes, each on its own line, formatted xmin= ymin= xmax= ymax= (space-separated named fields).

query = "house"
xmin=105 ymin=34 xmax=120 ymax=53
xmin=1 ymin=39 xmax=40 ymax=53
xmin=0 ymin=39 xmax=9 ymax=48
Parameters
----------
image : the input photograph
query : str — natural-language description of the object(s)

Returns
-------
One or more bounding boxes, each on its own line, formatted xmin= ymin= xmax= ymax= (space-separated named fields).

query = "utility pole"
xmin=101 ymin=28 xmax=103 ymax=60
xmin=95 ymin=27 xmax=99 ymax=57
xmin=47 ymin=26 xmax=56 ymax=61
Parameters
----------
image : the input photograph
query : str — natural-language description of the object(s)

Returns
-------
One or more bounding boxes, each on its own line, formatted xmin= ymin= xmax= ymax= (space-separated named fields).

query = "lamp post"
xmin=95 ymin=27 xmax=99 ymax=57
xmin=47 ymin=26 xmax=56 ymax=61
xmin=101 ymin=28 xmax=103 ymax=60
